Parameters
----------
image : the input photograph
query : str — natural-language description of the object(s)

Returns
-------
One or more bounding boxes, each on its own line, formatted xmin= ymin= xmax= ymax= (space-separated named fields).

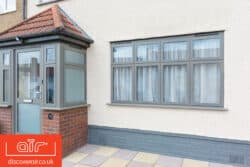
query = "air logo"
xmin=17 ymin=139 xmax=48 ymax=153
xmin=0 ymin=135 xmax=62 ymax=167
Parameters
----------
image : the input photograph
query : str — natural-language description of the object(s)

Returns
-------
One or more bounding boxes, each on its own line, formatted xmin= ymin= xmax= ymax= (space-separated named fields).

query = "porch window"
xmin=0 ymin=51 xmax=11 ymax=105
xmin=0 ymin=0 xmax=16 ymax=14
xmin=111 ymin=32 xmax=224 ymax=108
xmin=46 ymin=67 xmax=54 ymax=104
xmin=63 ymin=49 xmax=86 ymax=106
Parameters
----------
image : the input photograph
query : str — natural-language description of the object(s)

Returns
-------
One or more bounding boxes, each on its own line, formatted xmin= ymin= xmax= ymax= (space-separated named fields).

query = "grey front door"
xmin=16 ymin=50 xmax=42 ymax=134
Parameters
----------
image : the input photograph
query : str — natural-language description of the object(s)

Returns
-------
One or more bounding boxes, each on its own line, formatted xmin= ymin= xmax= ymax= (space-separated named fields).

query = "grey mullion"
xmin=191 ymin=57 xmax=223 ymax=62
xmin=161 ymin=62 xmax=188 ymax=66
xmin=187 ymin=37 xmax=192 ymax=105
xmin=191 ymin=60 xmax=222 ymax=65
xmin=112 ymin=64 xmax=133 ymax=68
xmin=159 ymin=41 xmax=163 ymax=104
xmin=134 ymin=63 xmax=159 ymax=67
xmin=0 ymin=51 xmax=2 ymax=65
xmin=220 ymin=62 xmax=224 ymax=107
xmin=111 ymin=62 xmax=132 ymax=66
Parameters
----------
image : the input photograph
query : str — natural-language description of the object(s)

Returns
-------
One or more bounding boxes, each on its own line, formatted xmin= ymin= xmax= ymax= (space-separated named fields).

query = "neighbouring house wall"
xmin=28 ymin=0 xmax=250 ymax=141
xmin=0 ymin=0 xmax=24 ymax=32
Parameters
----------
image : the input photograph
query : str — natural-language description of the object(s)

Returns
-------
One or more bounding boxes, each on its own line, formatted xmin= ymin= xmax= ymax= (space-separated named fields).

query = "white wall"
xmin=28 ymin=0 xmax=250 ymax=141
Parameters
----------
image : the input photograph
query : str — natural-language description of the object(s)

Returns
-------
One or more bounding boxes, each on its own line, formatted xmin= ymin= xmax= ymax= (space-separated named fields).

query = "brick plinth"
xmin=0 ymin=107 xmax=13 ymax=134
xmin=43 ymin=107 xmax=88 ymax=156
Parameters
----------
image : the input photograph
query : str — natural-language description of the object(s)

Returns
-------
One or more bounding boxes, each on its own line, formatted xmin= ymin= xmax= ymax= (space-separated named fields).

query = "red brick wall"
xmin=43 ymin=107 xmax=88 ymax=156
xmin=0 ymin=107 xmax=13 ymax=134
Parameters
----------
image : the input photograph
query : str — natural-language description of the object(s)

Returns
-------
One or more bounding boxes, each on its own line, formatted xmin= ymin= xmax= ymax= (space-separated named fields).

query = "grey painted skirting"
xmin=88 ymin=125 xmax=250 ymax=167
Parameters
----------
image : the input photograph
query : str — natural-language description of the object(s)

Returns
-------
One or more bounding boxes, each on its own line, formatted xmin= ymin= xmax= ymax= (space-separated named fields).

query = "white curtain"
xmin=137 ymin=44 xmax=159 ymax=62
xmin=113 ymin=67 xmax=132 ymax=101
xmin=137 ymin=66 xmax=159 ymax=102
xmin=164 ymin=42 xmax=187 ymax=61
xmin=194 ymin=64 xmax=221 ymax=104
xmin=164 ymin=65 xmax=187 ymax=103
xmin=193 ymin=39 xmax=220 ymax=58
xmin=113 ymin=46 xmax=133 ymax=63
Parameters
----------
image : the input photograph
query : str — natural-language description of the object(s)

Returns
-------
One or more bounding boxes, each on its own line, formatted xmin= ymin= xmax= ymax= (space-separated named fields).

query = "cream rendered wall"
xmin=28 ymin=0 xmax=250 ymax=141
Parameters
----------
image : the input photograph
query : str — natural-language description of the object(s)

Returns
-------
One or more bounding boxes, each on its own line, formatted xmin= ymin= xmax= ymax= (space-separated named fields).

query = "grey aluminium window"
xmin=111 ymin=32 xmax=224 ymax=108
xmin=63 ymin=47 xmax=86 ymax=107
xmin=44 ymin=45 xmax=56 ymax=106
xmin=0 ymin=50 xmax=11 ymax=105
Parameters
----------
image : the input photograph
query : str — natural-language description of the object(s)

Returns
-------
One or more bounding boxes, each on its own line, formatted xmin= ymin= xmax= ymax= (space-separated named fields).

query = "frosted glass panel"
xmin=163 ymin=42 xmax=187 ymax=61
xmin=64 ymin=68 xmax=85 ymax=104
xmin=193 ymin=63 xmax=221 ymax=104
xmin=113 ymin=67 xmax=132 ymax=101
xmin=193 ymin=38 xmax=220 ymax=58
xmin=46 ymin=48 xmax=55 ymax=62
xmin=65 ymin=50 xmax=85 ymax=65
xmin=17 ymin=51 xmax=40 ymax=99
xmin=137 ymin=66 xmax=159 ymax=103
xmin=3 ymin=53 xmax=10 ymax=65
xmin=113 ymin=46 xmax=133 ymax=63
xmin=164 ymin=65 xmax=187 ymax=103
xmin=18 ymin=104 xmax=41 ymax=134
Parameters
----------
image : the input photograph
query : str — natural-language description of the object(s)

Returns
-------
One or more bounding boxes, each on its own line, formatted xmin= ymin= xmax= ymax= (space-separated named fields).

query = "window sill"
xmin=41 ymin=104 xmax=91 ymax=111
xmin=107 ymin=103 xmax=228 ymax=111
xmin=0 ymin=104 xmax=11 ymax=108
xmin=37 ymin=0 xmax=63 ymax=6
xmin=0 ymin=10 xmax=16 ymax=15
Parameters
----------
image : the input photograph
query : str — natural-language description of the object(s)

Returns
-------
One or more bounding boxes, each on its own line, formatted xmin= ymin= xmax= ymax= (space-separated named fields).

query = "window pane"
xmin=3 ymin=69 xmax=9 ymax=102
xmin=136 ymin=44 xmax=160 ymax=62
xmin=3 ymin=53 xmax=10 ymax=65
xmin=65 ymin=50 xmax=85 ymax=65
xmin=113 ymin=67 xmax=132 ymax=101
xmin=64 ymin=68 xmax=85 ymax=104
xmin=163 ymin=42 xmax=187 ymax=61
xmin=113 ymin=46 xmax=133 ymax=63
xmin=193 ymin=63 xmax=221 ymax=104
xmin=137 ymin=66 xmax=159 ymax=103
xmin=6 ymin=0 xmax=15 ymax=11
xmin=17 ymin=51 xmax=40 ymax=99
xmin=164 ymin=65 xmax=187 ymax=103
xmin=46 ymin=67 xmax=54 ymax=104
xmin=0 ymin=0 xmax=5 ymax=13
xmin=193 ymin=38 xmax=220 ymax=58
xmin=46 ymin=48 xmax=55 ymax=62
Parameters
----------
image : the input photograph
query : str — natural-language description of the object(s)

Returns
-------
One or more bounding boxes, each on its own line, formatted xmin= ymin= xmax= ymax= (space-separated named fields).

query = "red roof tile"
xmin=0 ymin=5 xmax=92 ymax=41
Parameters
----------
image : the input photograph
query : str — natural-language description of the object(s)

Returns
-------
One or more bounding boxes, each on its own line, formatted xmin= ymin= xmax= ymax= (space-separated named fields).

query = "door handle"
xmin=23 ymin=99 xmax=33 ymax=103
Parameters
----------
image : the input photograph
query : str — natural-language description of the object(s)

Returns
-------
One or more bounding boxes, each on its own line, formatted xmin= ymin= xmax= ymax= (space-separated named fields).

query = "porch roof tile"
xmin=0 ymin=5 xmax=93 ymax=43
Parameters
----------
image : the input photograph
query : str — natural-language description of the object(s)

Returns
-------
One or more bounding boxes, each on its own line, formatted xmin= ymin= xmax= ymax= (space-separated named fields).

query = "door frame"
xmin=14 ymin=47 xmax=44 ymax=134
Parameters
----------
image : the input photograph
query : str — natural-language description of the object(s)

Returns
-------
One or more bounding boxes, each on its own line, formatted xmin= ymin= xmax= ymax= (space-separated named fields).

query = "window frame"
xmin=0 ymin=0 xmax=16 ymax=14
xmin=37 ymin=0 xmax=63 ymax=6
xmin=62 ymin=44 xmax=87 ymax=107
xmin=111 ymin=32 xmax=224 ymax=108
xmin=0 ymin=50 xmax=12 ymax=106
xmin=43 ymin=45 xmax=57 ymax=107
